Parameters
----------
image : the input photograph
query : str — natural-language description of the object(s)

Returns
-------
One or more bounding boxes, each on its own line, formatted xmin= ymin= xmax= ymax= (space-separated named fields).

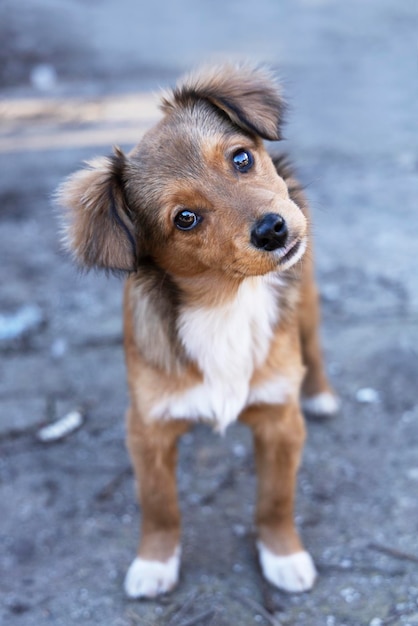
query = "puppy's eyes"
xmin=232 ymin=149 xmax=254 ymax=173
xmin=174 ymin=210 xmax=202 ymax=231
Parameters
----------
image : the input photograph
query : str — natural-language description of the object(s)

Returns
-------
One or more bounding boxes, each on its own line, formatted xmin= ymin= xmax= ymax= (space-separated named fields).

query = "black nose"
xmin=250 ymin=213 xmax=288 ymax=251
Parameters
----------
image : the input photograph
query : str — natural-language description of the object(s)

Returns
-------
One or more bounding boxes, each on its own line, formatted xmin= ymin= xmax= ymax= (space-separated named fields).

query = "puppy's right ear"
xmin=56 ymin=149 xmax=137 ymax=272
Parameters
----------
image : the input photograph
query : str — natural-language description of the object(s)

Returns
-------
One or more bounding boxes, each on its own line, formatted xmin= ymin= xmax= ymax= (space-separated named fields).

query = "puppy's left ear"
xmin=163 ymin=64 xmax=286 ymax=141
xmin=56 ymin=148 xmax=137 ymax=272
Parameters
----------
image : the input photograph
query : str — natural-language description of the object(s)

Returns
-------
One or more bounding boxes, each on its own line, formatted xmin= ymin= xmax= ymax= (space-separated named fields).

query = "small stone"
xmin=396 ymin=151 xmax=416 ymax=172
xmin=0 ymin=305 xmax=44 ymax=343
xmin=355 ymin=387 xmax=380 ymax=404
xmin=187 ymin=493 xmax=201 ymax=505
xmin=321 ymin=284 xmax=340 ymax=302
xmin=402 ymin=408 xmax=418 ymax=423
xmin=406 ymin=468 xmax=418 ymax=481
xmin=30 ymin=64 xmax=57 ymax=91
xmin=50 ymin=337 xmax=68 ymax=359
xmin=233 ymin=524 xmax=246 ymax=537
xmin=78 ymin=588 xmax=89 ymax=601
xmin=37 ymin=410 xmax=84 ymax=443
xmin=340 ymin=587 xmax=360 ymax=603
xmin=232 ymin=443 xmax=246 ymax=458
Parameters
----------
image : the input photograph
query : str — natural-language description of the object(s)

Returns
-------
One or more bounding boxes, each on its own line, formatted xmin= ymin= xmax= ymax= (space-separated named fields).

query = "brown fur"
xmin=57 ymin=63 xmax=336 ymax=596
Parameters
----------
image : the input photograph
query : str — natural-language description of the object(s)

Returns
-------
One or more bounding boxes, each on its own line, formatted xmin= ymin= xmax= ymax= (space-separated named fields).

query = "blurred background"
xmin=1 ymin=1 xmax=418 ymax=625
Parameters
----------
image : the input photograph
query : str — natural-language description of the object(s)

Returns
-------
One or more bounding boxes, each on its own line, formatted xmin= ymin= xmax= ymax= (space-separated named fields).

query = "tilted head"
xmin=57 ymin=64 xmax=307 ymax=279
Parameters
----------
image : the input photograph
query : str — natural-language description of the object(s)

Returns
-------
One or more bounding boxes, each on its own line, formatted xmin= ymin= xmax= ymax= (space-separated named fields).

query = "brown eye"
xmin=174 ymin=210 xmax=201 ymax=231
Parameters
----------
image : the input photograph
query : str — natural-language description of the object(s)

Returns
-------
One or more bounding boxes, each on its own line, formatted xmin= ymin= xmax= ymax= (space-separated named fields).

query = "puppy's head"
xmin=57 ymin=64 xmax=307 ymax=279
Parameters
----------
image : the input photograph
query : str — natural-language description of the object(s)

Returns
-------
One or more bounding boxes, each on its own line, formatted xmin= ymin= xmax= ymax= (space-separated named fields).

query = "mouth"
xmin=229 ymin=236 xmax=308 ymax=279
xmin=276 ymin=237 xmax=307 ymax=268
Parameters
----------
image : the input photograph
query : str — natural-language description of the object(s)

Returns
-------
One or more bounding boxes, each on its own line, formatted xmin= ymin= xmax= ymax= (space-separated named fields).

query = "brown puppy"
xmin=57 ymin=64 xmax=338 ymax=598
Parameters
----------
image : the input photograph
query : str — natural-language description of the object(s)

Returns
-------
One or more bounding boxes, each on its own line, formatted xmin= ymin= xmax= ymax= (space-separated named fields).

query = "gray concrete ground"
xmin=1 ymin=1 xmax=418 ymax=624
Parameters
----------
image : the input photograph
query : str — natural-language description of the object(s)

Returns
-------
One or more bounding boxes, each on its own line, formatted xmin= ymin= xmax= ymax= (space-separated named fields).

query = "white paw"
xmin=257 ymin=543 xmax=317 ymax=593
xmin=124 ymin=547 xmax=181 ymax=599
xmin=302 ymin=392 xmax=340 ymax=418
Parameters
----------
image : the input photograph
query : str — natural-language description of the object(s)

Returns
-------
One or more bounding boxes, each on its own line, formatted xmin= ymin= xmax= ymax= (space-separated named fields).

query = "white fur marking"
xmin=257 ymin=542 xmax=317 ymax=593
xmin=249 ymin=375 xmax=294 ymax=407
xmin=302 ymin=392 xmax=339 ymax=417
xmin=124 ymin=547 xmax=181 ymax=598
xmin=152 ymin=275 xmax=281 ymax=431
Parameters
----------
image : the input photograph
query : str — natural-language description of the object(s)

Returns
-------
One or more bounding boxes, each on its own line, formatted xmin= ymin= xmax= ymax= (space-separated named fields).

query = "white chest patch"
xmin=151 ymin=274 xmax=285 ymax=432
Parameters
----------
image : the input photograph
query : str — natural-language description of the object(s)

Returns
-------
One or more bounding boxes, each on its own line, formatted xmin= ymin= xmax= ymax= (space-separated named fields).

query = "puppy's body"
xmin=126 ymin=256 xmax=295 ymax=431
xmin=58 ymin=64 xmax=338 ymax=599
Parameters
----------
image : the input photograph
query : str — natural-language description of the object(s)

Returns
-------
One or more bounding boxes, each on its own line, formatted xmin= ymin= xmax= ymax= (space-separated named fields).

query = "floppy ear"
xmin=162 ymin=63 xmax=286 ymax=141
xmin=56 ymin=148 xmax=137 ymax=272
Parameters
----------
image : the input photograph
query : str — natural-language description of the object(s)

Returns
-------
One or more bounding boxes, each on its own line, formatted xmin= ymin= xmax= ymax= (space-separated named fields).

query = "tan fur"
xmin=242 ymin=321 xmax=305 ymax=554
xmin=241 ymin=400 xmax=306 ymax=555
xmin=161 ymin=63 xmax=286 ymax=141
xmin=57 ymin=63 xmax=337 ymax=597
xmin=299 ymin=251 xmax=334 ymax=398
xmin=126 ymin=408 xmax=189 ymax=561
xmin=57 ymin=151 xmax=137 ymax=271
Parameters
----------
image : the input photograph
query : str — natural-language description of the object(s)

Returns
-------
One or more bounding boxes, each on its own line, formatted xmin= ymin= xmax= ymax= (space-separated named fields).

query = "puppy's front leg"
xmin=299 ymin=254 xmax=339 ymax=418
xmin=241 ymin=402 xmax=317 ymax=593
xmin=124 ymin=409 xmax=189 ymax=599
